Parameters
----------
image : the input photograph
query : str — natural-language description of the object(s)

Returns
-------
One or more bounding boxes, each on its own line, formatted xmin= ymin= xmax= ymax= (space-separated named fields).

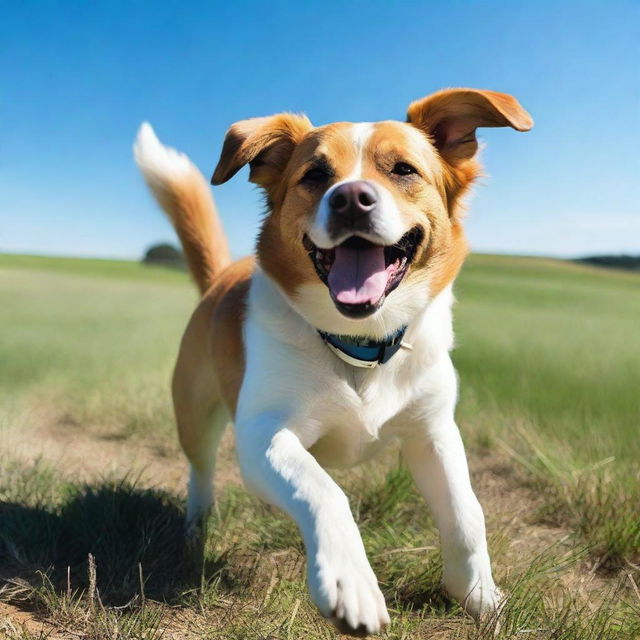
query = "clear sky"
xmin=2 ymin=0 xmax=638 ymax=260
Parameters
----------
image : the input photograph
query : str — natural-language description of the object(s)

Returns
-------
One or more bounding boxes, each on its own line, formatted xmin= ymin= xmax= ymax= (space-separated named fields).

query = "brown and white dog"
xmin=134 ymin=88 xmax=532 ymax=635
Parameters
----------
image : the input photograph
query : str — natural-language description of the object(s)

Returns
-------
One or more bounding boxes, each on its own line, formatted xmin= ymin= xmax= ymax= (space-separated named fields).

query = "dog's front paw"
xmin=443 ymin=553 xmax=503 ymax=620
xmin=459 ymin=581 xmax=504 ymax=620
xmin=308 ymin=547 xmax=390 ymax=636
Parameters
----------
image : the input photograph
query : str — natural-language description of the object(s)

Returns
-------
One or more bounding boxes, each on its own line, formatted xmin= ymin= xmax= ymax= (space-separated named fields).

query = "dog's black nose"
xmin=328 ymin=180 xmax=378 ymax=226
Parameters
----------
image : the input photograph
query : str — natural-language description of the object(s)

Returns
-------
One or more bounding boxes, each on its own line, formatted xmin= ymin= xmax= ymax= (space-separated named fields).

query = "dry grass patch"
xmin=1 ymin=445 xmax=638 ymax=639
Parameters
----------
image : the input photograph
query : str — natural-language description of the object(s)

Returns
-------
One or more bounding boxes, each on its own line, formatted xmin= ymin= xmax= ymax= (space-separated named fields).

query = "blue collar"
xmin=318 ymin=326 xmax=409 ymax=368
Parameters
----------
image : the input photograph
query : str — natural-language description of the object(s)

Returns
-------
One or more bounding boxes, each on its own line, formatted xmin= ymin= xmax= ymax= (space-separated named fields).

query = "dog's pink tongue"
xmin=328 ymin=246 xmax=387 ymax=305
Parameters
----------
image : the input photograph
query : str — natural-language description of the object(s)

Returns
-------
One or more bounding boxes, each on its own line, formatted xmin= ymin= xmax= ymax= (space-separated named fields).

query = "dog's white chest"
xmin=305 ymin=370 xmax=409 ymax=467
xmin=238 ymin=273 xmax=456 ymax=468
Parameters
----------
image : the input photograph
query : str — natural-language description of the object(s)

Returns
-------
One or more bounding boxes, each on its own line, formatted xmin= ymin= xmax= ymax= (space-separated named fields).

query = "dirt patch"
xmin=471 ymin=447 xmax=612 ymax=604
xmin=1 ymin=401 xmax=242 ymax=496
xmin=0 ymin=601 xmax=65 ymax=639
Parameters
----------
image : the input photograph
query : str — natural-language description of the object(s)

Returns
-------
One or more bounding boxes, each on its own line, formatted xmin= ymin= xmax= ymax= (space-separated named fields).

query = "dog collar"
xmin=318 ymin=326 xmax=410 ymax=368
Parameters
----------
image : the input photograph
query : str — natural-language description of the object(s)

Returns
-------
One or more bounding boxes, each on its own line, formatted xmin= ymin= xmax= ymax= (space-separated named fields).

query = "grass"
xmin=454 ymin=255 xmax=640 ymax=568
xmin=0 ymin=252 xmax=639 ymax=639
xmin=0 ymin=253 xmax=188 ymax=284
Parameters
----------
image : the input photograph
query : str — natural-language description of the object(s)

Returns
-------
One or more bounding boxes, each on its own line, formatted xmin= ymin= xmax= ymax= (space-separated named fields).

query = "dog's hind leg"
xmin=173 ymin=391 xmax=228 ymax=585
xmin=182 ymin=403 xmax=229 ymax=538
xmin=172 ymin=302 xmax=230 ymax=541
xmin=173 ymin=389 xmax=229 ymax=540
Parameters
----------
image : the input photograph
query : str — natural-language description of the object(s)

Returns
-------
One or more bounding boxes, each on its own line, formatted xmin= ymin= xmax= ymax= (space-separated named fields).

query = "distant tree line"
xmin=141 ymin=243 xmax=640 ymax=274
xmin=142 ymin=243 xmax=186 ymax=269
xmin=576 ymin=255 xmax=640 ymax=272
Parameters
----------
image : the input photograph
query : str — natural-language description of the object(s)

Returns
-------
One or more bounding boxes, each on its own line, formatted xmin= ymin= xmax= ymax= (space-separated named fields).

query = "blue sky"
xmin=2 ymin=0 xmax=638 ymax=259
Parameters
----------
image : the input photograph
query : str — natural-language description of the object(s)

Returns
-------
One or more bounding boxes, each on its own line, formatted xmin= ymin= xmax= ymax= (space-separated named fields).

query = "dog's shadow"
xmin=1 ymin=473 xmax=458 ymax=620
xmin=0 ymin=481 xmax=225 ymax=608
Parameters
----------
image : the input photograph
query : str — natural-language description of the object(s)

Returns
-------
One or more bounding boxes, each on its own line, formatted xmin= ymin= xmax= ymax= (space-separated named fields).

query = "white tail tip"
xmin=133 ymin=122 xmax=192 ymax=182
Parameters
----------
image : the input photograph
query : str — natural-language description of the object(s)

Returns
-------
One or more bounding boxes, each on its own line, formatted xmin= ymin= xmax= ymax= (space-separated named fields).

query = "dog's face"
xmin=212 ymin=89 xmax=532 ymax=335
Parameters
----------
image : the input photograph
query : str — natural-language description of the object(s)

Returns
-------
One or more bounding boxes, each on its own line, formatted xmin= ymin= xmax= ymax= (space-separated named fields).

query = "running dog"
xmin=134 ymin=88 xmax=532 ymax=635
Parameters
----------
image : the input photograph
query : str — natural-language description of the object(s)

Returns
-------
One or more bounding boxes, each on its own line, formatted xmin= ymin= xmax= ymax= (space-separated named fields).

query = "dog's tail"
xmin=133 ymin=123 xmax=231 ymax=294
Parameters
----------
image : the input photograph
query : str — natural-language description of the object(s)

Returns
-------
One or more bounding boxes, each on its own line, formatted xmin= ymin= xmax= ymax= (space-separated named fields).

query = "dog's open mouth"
xmin=303 ymin=226 xmax=424 ymax=318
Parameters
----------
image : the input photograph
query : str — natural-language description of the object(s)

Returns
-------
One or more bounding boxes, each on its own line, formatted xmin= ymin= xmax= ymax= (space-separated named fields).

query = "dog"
xmin=134 ymin=88 xmax=532 ymax=635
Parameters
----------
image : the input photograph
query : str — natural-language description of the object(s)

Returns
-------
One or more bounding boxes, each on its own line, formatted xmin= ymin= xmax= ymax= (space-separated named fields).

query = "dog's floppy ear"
xmin=407 ymin=88 xmax=533 ymax=165
xmin=211 ymin=113 xmax=312 ymax=187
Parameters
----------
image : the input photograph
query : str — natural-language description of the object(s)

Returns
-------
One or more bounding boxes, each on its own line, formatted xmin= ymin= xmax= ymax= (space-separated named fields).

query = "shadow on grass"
xmin=0 ymin=465 xmax=461 ymax=624
xmin=0 ymin=481 xmax=226 ymax=607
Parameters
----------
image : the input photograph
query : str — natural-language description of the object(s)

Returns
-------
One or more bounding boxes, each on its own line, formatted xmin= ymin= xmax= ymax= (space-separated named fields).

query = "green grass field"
xmin=0 ymin=253 xmax=638 ymax=639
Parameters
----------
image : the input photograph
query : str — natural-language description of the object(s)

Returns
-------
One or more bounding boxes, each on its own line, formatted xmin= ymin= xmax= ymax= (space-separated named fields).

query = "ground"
xmin=0 ymin=253 xmax=638 ymax=639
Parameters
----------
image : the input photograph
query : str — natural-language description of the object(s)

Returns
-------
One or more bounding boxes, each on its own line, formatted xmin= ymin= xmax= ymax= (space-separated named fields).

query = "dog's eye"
xmin=392 ymin=162 xmax=418 ymax=176
xmin=301 ymin=166 xmax=331 ymax=184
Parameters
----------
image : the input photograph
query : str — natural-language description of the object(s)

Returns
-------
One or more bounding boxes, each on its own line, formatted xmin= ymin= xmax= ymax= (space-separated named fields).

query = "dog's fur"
xmin=134 ymin=89 xmax=532 ymax=635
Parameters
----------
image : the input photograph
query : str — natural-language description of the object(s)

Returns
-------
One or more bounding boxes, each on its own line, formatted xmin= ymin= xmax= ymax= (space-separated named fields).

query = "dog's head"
xmin=212 ymin=89 xmax=532 ymax=336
